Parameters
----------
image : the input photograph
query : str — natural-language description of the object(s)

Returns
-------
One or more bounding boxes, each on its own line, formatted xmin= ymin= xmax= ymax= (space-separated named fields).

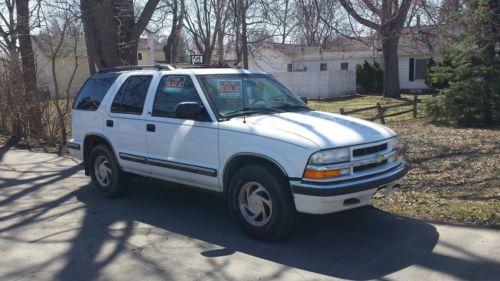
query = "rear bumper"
xmin=290 ymin=161 xmax=409 ymax=214
xmin=66 ymin=139 xmax=83 ymax=160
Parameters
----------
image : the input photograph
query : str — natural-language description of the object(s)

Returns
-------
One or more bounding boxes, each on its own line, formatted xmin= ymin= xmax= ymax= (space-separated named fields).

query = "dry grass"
xmin=312 ymin=96 xmax=500 ymax=227
xmin=309 ymin=94 xmax=434 ymax=122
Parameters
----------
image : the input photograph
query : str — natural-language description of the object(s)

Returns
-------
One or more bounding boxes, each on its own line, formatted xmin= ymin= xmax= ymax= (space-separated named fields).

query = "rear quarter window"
xmin=73 ymin=73 xmax=120 ymax=111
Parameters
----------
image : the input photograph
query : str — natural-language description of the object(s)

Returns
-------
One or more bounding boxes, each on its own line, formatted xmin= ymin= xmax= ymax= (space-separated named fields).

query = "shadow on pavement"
xmin=59 ymin=176 xmax=492 ymax=281
xmin=1 ymin=161 xmax=499 ymax=280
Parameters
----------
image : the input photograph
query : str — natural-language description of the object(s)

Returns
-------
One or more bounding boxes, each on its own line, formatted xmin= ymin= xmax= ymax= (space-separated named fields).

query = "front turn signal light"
xmin=303 ymin=168 xmax=349 ymax=179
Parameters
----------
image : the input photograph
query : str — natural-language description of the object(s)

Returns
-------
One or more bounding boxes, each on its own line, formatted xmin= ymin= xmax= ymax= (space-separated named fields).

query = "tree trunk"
xmin=164 ymin=0 xmax=185 ymax=64
xmin=217 ymin=26 xmax=224 ymax=66
xmin=382 ymin=35 xmax=401 ymax=99
xmin=80 ymin=0 xmax=160 ymax=69
xmin=241 ymin=12 xmax=249 ymax=69
xmin=16 ymin=0 xmax=42 ymax=139
xmin=234 ymin=0 xmax=242 ymax=66
xmin=81 ymin=0 xmax=97 ymax=74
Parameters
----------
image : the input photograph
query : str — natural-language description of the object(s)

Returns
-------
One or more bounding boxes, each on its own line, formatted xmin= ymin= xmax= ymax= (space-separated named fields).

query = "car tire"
xmin=227 ymin=164 xmax=298 ymax=240
xmin=89 ymin=144 xmax=129 ymax=197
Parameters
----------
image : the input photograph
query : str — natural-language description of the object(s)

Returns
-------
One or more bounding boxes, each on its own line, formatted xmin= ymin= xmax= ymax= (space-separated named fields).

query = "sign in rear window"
xmin=161 ymin=76 xmax=185 ymax=92
xmin=218 ymin=80 xmax=242 ymax=98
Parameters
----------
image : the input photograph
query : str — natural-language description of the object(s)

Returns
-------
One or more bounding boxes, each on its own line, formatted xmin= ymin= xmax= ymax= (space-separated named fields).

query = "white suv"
xmin=67 ymin=65 xmax=409 ymax=240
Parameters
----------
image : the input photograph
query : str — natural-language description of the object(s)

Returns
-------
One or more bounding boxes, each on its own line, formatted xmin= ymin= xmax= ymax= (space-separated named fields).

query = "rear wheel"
xmin=89 ymin=144 xmax=128 ymax=197
xmin=227 ymin=164 xmax=298 ymax=240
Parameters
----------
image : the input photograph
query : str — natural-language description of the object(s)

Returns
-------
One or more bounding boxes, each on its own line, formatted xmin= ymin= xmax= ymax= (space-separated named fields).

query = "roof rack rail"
xmin=172 ymin=63 xmax=233 ymax=69
xmin=97 ymin=63 xmax=175 ymax=74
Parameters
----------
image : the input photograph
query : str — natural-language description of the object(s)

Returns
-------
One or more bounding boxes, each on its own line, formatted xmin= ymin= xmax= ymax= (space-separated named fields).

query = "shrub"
xmin=356 ymin=60 xmax=383 ymax=95
xmin=425 ymin=0 xmax=500 ymax=125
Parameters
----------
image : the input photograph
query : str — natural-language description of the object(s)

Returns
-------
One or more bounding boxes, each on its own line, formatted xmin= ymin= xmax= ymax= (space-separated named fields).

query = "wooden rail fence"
xmin=340 ymin=95 xmax=419 ymax=124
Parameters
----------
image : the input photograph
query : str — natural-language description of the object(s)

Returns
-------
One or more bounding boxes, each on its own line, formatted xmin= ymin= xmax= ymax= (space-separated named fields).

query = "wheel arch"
xmin=83 ymin=133 xmax=118 ymax=175
xmin=222 ymin=153 xmax=289 ymax=195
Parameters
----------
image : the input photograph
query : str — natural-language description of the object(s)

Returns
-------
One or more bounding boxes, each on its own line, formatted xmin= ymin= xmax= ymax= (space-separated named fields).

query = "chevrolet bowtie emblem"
xmin=375 ymin=154 xmax=384 ymax=164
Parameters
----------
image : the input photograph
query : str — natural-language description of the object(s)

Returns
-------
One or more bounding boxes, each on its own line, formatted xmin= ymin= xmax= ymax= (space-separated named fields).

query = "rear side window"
xmin=111 ymin=75 xmax=152 ymax=115
xmin=152 ymin=75 xmax=203 ymax=118
xmin=73 ymin=73 xmax=119 ymax=110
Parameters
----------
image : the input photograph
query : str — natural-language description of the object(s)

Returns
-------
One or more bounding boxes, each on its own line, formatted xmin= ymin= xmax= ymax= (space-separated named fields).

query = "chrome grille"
xmin=353 ymin=143 xmax=387 ymax=157
xmin=353 ymin=160 xmax=388 ymax=172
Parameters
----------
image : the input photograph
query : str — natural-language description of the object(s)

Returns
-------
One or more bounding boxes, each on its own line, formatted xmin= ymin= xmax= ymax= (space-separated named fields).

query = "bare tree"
xmin=80 ymin=0 xmax=161 ymax=70
xmin=214 ymin=0 xmax=230 ymax=66
xmin=184 ymin=0 xmax=219 ymax=64
xmin=39 ymin=0 xmax=83 ymax=149
xmin=295 ymin=0 xmax=341 ymax=47
xmin=163 ymin=0 xmax=185 ymax=63
xmin=338 ymin=0 xmax=412 ymax=98
xmin=229 ymin=0 xmax=267 ymax=69
xmin=259 ymin=0 xmax=297 ymax=44
xmin=17 ymin=0 xmax=43 ymax=139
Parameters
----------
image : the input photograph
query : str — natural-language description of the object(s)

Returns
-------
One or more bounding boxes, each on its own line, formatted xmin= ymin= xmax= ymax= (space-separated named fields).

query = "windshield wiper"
xmin=271 ymin=104 xmax=311 ymax=112
xmin=224 ymin=107 xmax=282 ymax=120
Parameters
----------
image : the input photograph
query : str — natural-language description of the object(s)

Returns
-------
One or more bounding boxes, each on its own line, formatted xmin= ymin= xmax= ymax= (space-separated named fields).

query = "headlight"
xmin=389 ymin=137 xmax=400 ymax=150
xmin=309 ymin=148 xmax=350 ymax=165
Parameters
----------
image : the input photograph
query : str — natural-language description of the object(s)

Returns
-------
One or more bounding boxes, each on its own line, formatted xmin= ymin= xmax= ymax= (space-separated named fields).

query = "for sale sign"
xmin=218 ymin=80 xmax=242 ymax=98
xmin=161 ymin=76 xmax=185 ymax=92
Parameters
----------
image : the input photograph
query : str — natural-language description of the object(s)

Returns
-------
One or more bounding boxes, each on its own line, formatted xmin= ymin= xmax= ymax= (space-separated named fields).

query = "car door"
xmin=145 ymin=74 xmax=219 ymax=191
xmin=105 ymin=74 xmax=154 ymax=176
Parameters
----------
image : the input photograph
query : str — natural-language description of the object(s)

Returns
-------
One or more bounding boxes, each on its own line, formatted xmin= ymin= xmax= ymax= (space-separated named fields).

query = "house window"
xmin=415 ymin=59 xmax=427 ymax=80
xmin=287 ymin=63 xmax=293 ymax=72
xmin=137 ymin=52 xmax=143 ymax=60
xmin=303 ymin=66 xmax=307 ymax=72
xmin=320 ymin=63 xmax=327 ymax=71
xmin=409 ymin=58 xmax=428 ymax=81
xmin=340 ymin=62 xmax=349 ymax=70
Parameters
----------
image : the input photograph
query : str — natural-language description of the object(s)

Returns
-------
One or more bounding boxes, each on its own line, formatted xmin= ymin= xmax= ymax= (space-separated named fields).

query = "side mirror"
xmin=300 ymin=97 xmax=308 ymax=104
xmin=175 ymin=102 xmax=207 ymax=121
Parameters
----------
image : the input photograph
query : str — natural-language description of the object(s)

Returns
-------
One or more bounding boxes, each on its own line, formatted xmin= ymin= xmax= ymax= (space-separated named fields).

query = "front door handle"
xmin=146 ymin=124 xmax=155 ymax=132
xmin=106 ymin=120 xmax=113 ymax=127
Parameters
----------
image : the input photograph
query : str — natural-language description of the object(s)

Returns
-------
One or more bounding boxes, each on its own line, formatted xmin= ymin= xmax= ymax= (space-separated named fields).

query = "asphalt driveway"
xmin=0 ymin=145 xmax=499 ymax=281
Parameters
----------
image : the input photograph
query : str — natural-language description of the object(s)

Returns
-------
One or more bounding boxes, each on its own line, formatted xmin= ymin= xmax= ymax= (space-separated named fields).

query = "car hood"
xmin=243 ymin=111 xmax=396 ymax=148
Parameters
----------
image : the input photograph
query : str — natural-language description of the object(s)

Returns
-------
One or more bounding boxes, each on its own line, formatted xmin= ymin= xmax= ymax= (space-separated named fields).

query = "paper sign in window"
xmin=218 ymin=80 xmax=242 ymax=98
xmin=162 ymin=76 xmax=185 ymax=92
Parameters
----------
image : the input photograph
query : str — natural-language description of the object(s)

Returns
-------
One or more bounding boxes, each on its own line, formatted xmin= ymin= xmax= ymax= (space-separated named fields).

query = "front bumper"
xmin=290 ymin=161 xmax=409 ymax=214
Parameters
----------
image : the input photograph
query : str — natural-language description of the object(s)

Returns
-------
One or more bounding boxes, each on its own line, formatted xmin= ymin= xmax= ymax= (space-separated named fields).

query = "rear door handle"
xmin=146 ymin=124 xmax=155 ymax=132
xmin=106 ymin=120 xmax=113 ymax=127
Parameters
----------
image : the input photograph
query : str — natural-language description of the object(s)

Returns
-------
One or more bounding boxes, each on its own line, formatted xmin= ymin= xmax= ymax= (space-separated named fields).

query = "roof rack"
xmin=170 ymin=63 xmax=233 ymax=69
xmin=97 ymin=63 xmax=175 ymax=74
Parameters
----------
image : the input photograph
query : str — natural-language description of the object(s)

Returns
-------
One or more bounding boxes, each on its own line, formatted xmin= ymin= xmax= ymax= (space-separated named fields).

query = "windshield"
xmin=196 ymin=74 xmax=309 ymax=119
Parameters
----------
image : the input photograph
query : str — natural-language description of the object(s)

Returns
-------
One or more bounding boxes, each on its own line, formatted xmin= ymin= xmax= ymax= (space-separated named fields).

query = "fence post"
xmin=413 ymin=94 xmax=418 ymax=118
xmin=377 ymin=103 xmax=385 ymax=124
xmin=340 ymin=108 xmax=345 ymax=115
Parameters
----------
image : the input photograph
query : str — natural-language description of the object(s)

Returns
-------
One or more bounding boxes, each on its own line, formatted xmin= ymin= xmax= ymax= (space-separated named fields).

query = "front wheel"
xmin=227 ymin=164 xmax=298 ymax=240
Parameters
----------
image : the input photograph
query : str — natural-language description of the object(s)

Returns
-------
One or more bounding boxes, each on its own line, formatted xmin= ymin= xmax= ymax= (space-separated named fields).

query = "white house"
xmin=32 ymin=34 xmax=165 ymax=98
xmin=244 ymin=26 xmax=444 ymax=98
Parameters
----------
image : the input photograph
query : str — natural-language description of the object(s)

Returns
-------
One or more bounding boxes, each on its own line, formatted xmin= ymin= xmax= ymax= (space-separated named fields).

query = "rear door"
xmin=105 ymin=74 xmax=155 ymax=176
xmin=145 ymin=74 xmax=219 ymax=191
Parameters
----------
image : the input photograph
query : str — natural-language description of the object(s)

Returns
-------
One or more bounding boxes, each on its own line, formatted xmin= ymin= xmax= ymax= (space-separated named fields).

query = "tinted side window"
xmin=152 ymin=75 xmax=203 ymax=118
xmin=73 ymin=73 xmax=119 ymax=110
xmin=111 ymin=75 xmax=152 ymax=115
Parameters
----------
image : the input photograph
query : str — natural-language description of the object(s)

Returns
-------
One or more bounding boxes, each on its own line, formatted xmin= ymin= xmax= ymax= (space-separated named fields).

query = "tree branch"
xmin=338 ymin=0 xmax=381 ymax=30
xmin=131 ymin=0 xmax=161 ymax=39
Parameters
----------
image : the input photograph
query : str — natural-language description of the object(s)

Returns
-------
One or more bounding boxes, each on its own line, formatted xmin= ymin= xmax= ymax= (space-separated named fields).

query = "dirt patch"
xmin=374 ymin=119 xmax=500 ymax=226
